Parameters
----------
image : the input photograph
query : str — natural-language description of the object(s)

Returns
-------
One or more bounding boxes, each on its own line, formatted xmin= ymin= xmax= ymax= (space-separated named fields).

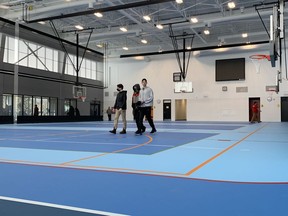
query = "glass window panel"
xmin=37 ymin=47 xmax=45 ymax=58
xmin=50 ymin=98 xmax=57 ymax=116
xmin=92 ymin=70 xmax=96 ymax=80
xmin=19 ymin=52 xmax=28 ymax=66
xmin=37 ymin=57 xmax=46 ymax=70
xmin=19 ymin=40 xmax=28 ymax=54
xmin=33 ymin=97 xmax=41 ymax=116
xmin=23 ymin=96 xmax=32 ymax=116
xmin=15 ymin=95 xmax=23 ymax=116
xmin=42 ymin=97 xmax=49 ymax=116
xmin=28 ymin=43 xmax=37 ymax=51
xmin=8 ymin=50 xmax=14 ymax=63
xmin=46 ymin=59 xmax=53 ymax=71
xmin=8 ymin=37 xmax=15 ymax=51
xmin=29 ymin=54 xmax=37 ymax=68
xmin=2 ymin=94 xmax=13 ymax=116
xmin=46 ymin=48 xmax=53 ymax=60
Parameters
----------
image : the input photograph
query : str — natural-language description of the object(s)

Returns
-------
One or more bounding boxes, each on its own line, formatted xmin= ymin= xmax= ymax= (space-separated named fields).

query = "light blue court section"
xmin=0 ymin=122 xmax=287 ymax=183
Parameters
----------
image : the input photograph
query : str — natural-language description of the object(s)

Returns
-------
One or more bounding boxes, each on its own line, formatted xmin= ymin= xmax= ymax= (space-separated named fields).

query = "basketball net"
xmin=79 ymin=96 xmax=86 ymax=102
xmin=249 ymin=55 xmax=270 ymax=74
xmin=267 ymin=90 xmax=275 ymax=102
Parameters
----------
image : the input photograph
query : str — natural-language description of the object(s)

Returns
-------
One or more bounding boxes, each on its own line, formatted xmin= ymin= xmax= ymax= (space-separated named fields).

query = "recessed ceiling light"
xmin=123 ymin=46 xmax=129 ymax=50
xmin=204 ymin=29 xmax=210 ymax=35
xmin=176 ymin=0 xmax=183 ymax=4
xmin=191 ymin=17 xmax=198 ymax=23
xmin=242 ymin=33 xmax=248 ymax=38
xmin=228 ymin=2 xmax=236 ymax=9
xmin=120 ymin=27 xmax=128 ymax=32
xmin=75 ymin=25 xmax=84 ymax=30
xmin=143 ymin=15 xmax=151 ymax=21
xmin=156 ymin=24 xmax=163 ymax=29
xmin=94 ymin=12 xmax=103 ymax=18
xmin=141 ymin=39 xmax=148 ymax=44
xmin=38 ymin=21 xmax=46 ymax=25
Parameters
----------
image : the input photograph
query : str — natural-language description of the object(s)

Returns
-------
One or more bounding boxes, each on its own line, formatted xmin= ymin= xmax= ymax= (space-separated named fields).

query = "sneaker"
xmin=141 ymin=126 xmax=146 ymax=133
xmin=135 ymin=130 xmax=142 ymax=135
xmin=120 ymin=129 xmax=126 ymax=134
xmin=109 ymin=129 xmax=116 ymax=134
xmin=150 ymin=129 xmax=157 ymax=134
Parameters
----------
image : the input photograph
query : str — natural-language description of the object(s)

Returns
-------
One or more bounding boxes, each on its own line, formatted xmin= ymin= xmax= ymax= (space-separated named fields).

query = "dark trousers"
xmin=133 ymin=108 xmax=141 ymax=131
xmin=139 ymin=106 xmax=156 ymax=130
xmin=108 ymin=114 xmax=111 ymax=121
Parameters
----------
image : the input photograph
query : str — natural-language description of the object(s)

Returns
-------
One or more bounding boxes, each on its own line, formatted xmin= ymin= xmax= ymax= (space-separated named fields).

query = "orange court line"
xmin=184 ymin=124 xmax=267 ymax=176
xmin=59 ymin=134 xmax=154 ymax=166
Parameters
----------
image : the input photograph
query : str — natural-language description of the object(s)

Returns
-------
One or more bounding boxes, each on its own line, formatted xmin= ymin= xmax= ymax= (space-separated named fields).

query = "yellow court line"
xmin=59 ymin=135 xmax=153 ymax=166
xmin=184 ymin=124 xmax=267 ymax=176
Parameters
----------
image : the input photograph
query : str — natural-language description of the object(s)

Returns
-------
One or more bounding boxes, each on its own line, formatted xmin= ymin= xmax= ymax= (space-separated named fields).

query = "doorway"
xmin=281 ymin=97 xmax=288 ymax=122
xmin=175 ymin=99 xmax=187 ymax=121
xmin=249 ymin=97 xmax=260 ymax=122
xmin=163 ymin=99 xmax=171 ymax=120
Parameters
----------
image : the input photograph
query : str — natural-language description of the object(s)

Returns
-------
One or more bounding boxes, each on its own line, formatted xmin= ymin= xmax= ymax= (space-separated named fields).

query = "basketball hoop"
xmin=267 ymin=90 xmax=275 ymax=102
xmin=249 ymin=54 xmax=270 ymax=74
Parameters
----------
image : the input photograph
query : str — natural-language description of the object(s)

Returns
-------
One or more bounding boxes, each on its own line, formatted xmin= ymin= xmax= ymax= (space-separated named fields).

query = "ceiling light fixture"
xmin=156 ymin=24 xmax=163 ymax=29
xmin=94 ymin=12 xmax=103 ymax=18
xmin=175 ymin=0 xmax=183 ymax=4
xmin=120 ymin=27 xmax=128 ymax=32
xmin=204 ymin=29 xmax=210 ymax=35
xmin=191 ymin=17 xmax=198 ymax=23
xmin=75 ymin=25 xmax=84 ymax=30
xmin=141 ymin=39 xmax=148 ymax=44
xmin=143 ymin=15 xmax=151 ymax=21
xmin=38 ymin=21 xmax=46 ymax=25
xmin=123 ymin=46 xmax=129 ymax=50
xmin=242 ymin=33 xmax=248 ymax=38
xmin=228 ymin=2 xmax=236 ymax=9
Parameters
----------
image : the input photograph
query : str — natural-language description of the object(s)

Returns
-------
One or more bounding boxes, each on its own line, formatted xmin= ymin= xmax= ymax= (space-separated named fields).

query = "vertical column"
xmin=13 ymin=21 xmax=19 ymax=124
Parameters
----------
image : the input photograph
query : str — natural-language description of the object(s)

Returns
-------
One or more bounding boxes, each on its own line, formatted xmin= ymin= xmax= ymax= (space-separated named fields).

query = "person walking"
xmin=106 ymin=106 xmax=112 ymax=121
xmin=138 ymin=78 xmax=157 ymax=134
xmin=34 ymin=105 xmax=39 ymax=116
xmin=250 ymin=101 xmax=261 ymax=123
xmin=109 ymin=84 xmax=127 ymax=134
xmin=132 ymin=83 xmax=142 ymax=135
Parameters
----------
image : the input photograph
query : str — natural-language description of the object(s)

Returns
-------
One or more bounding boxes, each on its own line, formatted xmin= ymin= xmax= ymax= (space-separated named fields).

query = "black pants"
xmin=108 ymin=114 xmax=111 ymax=121
xmin=139 ymin=106 xmax=156 ymax=130
xmin=133 ymin=108 xmax=141 ymax=131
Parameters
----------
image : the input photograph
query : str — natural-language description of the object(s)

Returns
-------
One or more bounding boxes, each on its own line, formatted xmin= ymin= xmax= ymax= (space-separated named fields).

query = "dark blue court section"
xmin=0 ymin=200 xmax=105 ymax=216
xmin=0 ymin=132 xmax=217 ymax=155
xmin=0 ymin=162 xmax=287 ymax=216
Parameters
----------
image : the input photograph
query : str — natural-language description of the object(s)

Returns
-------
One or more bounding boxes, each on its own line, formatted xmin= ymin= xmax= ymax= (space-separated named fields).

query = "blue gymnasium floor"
xmin=0 ymin=121 xmax=287 ymax=216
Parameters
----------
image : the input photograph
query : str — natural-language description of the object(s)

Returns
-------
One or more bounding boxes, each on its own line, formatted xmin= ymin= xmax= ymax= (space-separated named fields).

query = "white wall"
xmin=104 ymin=46 xmax=288 ymax=122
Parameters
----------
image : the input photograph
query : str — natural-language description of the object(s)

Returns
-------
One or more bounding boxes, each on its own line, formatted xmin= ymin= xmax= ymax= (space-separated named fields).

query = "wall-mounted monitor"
xmin=174 ymin=81 xmax=193 ymax=93
xmin=215 ymin=58 xmax=245 ymax=81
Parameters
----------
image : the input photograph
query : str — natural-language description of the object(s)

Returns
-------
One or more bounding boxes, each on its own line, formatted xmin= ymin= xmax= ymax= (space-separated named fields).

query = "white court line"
xmin=0 ymin=196 xmax=129 ymax=216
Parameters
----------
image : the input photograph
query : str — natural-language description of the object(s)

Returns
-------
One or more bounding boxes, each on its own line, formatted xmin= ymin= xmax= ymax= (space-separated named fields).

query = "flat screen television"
xmin=215 ymin=58 xmax=245 ymax=81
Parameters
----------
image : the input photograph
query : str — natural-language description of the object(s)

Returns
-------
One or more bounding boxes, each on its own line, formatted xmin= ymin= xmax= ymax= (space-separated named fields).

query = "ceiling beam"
xmin=26 ymin=0 xmax=175 ymax=23
xmin=120 ymin=40 xmax=269 ymax=58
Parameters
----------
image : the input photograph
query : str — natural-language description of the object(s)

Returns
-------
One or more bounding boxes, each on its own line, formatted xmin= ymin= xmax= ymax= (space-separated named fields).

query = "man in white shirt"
xmin=137 ymin=78 xmax=157 ymax=134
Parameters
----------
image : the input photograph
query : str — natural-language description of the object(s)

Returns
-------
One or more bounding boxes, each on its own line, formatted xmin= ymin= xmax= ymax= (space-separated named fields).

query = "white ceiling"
xmin=0 ymin=0 xmax=285 ymax=57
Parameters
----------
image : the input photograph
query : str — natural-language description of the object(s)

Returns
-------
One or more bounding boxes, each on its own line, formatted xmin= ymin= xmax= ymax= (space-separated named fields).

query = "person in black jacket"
xmin=109 ymin=84 xmax=127 ymax=134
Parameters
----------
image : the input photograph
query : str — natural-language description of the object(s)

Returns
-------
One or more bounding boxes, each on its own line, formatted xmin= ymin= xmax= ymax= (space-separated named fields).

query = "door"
xmin=281 ymin=97 xmax=288 ymax=122
xmin=163 ymin=99 xmax=171 ymax=120
xmin=249 ymin=97 xmax=260 ymax=122
xmin=175 ymin=99 xmax=187 ymax=121
xmin=90 ymin=103 xmax=100 ymax=116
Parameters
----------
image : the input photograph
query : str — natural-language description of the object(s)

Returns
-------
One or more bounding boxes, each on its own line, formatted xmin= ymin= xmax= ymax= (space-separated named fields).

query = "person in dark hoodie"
xmin=132 ymin=83 xmax=142 ymax=135
xmin=109 ymin=84 xmax=127 ymax=134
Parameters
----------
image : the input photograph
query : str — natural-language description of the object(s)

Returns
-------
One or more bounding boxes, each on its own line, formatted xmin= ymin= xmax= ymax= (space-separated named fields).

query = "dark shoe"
xmin=141 ymin=126 xmax=146 ymax=133
xmin=109 ymin=129 xmax=116 ymax=134
xmin=135 ymin=130 xmax=142 ymax=135
xmin=120 ymin=129 xmax=126 ymax=134
xmin=150 ymin=128 xmax=157 ymax=134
